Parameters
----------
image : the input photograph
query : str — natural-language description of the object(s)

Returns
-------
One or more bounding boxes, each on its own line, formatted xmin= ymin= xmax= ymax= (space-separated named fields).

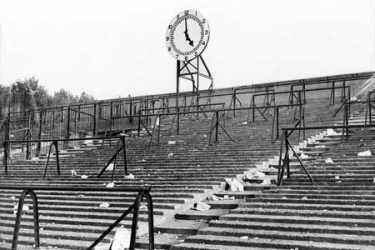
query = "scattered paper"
xmin=225 ymin=178 xmax=244 ymax=192
xmin=81 ymin=175 xmax=89 ymax=179
xmin=325 ymin=158 xmax=334 ymax=164
xmin=110 ymin=227 xmax=131 ymax=250
xmin=106 ymin=182 xmax=115 ymax=188
xmin=99 ymin=202 xmax=110 ymax=209
xmin=106 ymin=163 xmax=114 ymax=171
xmin=192 ymin=202 xmax=211 ymax=211
xmin=71 ymin=170 xmax=77 ymax=177
xmin=168 ymin=141 xmax=176 ymax=145
xmin=358 ymin=150 xmax=371 ymax=157
xmin=124 ymin=174 xmax=135 ymax=179
xmin=167 ymin=153 xmax=174 ymax=158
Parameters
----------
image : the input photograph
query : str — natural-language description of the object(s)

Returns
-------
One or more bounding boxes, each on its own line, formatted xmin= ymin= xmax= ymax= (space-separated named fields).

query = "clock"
xmin=166 ymin=10 xmax=210 ymax=61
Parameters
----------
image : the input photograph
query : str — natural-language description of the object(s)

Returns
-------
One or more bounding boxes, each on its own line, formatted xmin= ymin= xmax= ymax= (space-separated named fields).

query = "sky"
xmin=0 ymin=0 xmax=374 ymax=100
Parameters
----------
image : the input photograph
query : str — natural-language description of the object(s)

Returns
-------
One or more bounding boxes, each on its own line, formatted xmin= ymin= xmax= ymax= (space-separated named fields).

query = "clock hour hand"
xmin=184 ymin=17 xmax=194 ymax=47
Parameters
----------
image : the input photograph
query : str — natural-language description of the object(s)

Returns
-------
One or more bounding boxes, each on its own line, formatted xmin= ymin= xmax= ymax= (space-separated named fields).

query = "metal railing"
xmin=5 ymin=186 xmax=154 ymax=250
xmin=277 ymin=124 xmax=375 ymax=185
xmin=3 ymin=135 xmax=128 ymax=177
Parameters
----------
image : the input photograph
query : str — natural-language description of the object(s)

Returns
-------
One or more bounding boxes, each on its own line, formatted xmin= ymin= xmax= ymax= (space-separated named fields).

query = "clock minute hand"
xmin=184 ymin=17 xmax=194 ymax=47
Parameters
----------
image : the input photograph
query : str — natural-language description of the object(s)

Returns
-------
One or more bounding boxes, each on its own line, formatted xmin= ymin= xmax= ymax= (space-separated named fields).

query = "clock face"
xmin=166 ymin=10 xmax=210 ymax=61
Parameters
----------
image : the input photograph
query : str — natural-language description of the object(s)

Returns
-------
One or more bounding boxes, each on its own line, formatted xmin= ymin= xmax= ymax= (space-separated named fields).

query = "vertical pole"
xmin=196 ymin=57 xmax=200 ymax=120
xmin=3 ymin=141 xmax=8 ymax=175
xmin=121 ymin=135 xmax=127 ymax=176
xmin=332 ymin=81 xmax=335 ymax=105
xmin=137 ymin=114 xmax=141 ymax=137
xmin=369 ymin=93 xmax=372 ymax=125
xmin=54 ymin=141 xmax=60 ymax=176
xmin=215 ymin=111 xmax=219 ymax=142
xmin=66 ymin=106 xmax=71 ymax=139
xmin=37 ymin=111 xmax=42 ymax=157
xmin=26 ymin=115 xmax=31 ymax=160
xmin=176 ymin=60 xmax=180 ymax=135
xmin=285 ymin=131 xmax=290 ymax=178
xmin=252 ymin=95 xmax=255 ymax=122
xmin=276 ymin=106 xmax=280 ymax=140
xmin=233 ymin=90 xmax=236 ymax=117
xmin=342 ymin=80 xmax=346 ymax=102
xmin=93 ymin=103 xmax=99 ymax=136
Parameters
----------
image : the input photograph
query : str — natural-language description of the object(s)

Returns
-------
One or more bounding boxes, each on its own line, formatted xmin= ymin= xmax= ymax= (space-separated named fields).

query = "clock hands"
xmin=184 ymin=17 xmax=194 ymax=47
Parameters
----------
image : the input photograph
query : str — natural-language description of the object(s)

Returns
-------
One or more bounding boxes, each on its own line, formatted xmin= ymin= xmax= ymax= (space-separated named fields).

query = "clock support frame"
xmin=175 ymin=55 xmax=213 ymax=134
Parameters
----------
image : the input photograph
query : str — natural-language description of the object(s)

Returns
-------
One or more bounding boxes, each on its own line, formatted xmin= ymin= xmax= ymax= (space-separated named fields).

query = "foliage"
xmin=0 ymin=77 xmax=96 ymax=118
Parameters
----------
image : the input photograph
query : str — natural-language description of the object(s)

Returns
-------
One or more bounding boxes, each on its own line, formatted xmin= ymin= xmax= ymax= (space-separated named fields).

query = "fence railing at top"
xmin=1 ymin=72 xmax=371 ymax=142
xmin=3 ymin=135 xmax=127 ymax=178
xmin=4 ymin=186 xmax=154 ymax=250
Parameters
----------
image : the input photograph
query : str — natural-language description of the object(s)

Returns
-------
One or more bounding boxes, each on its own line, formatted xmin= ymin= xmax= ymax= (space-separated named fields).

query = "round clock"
xmin=166 ymin=10 xmax=210 ymax=61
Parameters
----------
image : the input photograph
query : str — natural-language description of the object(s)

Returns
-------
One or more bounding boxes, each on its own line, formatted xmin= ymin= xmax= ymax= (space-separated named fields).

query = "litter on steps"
xmin=109 ymin=227 xmax=131 ymax=250
xmin=358 ymin=150 xmax=372 ymax=156
xmin=106 ymin=163 xmax=114 ymax=171
xmin=326 ymin=129 xmax=339 ymax=136
xmin=124 ymin=174 xmax=135 ymax=179
xmin=168 ymin=141 xmax=176 ymax=145
xmin=325 ymin=158 xmax=334 ymax=164
xmin=167 ymin=152 xmax=174 ymax=158
xmin=225 ymin=178 xmax=244 ymax=192
xmin=192 ymin=202 xmax=211 ymax=211
xmin=106 ymin=182 xmax=115 ymax=188
xmin=99 ymin=202 xmax=110 ymax=209
xmin=81 ymin=175 xmax=89 ymax=179
xmin=70 ymin=170 xmax=78 ymax=177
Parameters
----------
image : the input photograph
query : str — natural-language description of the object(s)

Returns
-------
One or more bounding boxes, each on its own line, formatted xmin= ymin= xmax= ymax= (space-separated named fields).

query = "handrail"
xmin=11 ymin=189 xmax=40 ymax=250
xmin=2 ymin=186 xmax=154 ymax=250
xmin=4 ymin=135 xmax=128 ymax=178
xmin=277 ymin=124 xmax=375 ymax=185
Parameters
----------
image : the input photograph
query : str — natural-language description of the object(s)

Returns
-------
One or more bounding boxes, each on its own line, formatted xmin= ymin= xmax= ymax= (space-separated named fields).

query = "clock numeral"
xmin=185 ymin=56 xmax=188 ymax=61
xmin=166 ymin=37 xmax=169 ymax=41
xmin=168 ymin=47 xmax=171 ymax=52
xmin=168 ymin=25 xmax=172 ymax=29
xmin=195 ymin=11 xmax=197 ymax=16
xmin=175 ymin=54 xmax=179 ymax=58
xmin=177 ymin=14 xmax=180 ymax=19
xmin=202 ymin=41 xmax=206 ymax=45
xmin=194 ymin=52 xmax=198 ymax=57
xmin=202 ymin=19 xmax=206 ymax=24
xmin=185 ymin=10 xmax=189 ymax=15
xmin=205 ymin=30 xmax=208 ymax=35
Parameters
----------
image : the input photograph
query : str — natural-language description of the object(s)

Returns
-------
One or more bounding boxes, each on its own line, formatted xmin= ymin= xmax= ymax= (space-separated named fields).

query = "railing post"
xmin=145 ymin=192 xmax=155 ymax=250
xmin=129 ymin=193 xmax=142 ymax=250
xmin=215 ymin=111 xmax=219 ymax=142
xmin=285 ymin=130 xmax=290 ymax=178
xmin=93 ymin=103 xmax=98 ymax=136
xmin=369 ymin=93 xmax=372 ymax=125
xmin=3 ymin=141 xmax=8 ymax=175
xmin=121 ymin=135 xmax=128 ymax=176
xmin=37 ymin=110 xmax=42 ymax=157
xmin=12 ymin=189 xmax=40 ymax=250
xmin=276 ymin=106 xmax=280 ymax=140
xmin=233 ymin=90 xmax=236 ymax=117
xmin=137 ymin=114 xmax=141 ymax=137
xmin=54 ymin=141 xmax=61 ymax=176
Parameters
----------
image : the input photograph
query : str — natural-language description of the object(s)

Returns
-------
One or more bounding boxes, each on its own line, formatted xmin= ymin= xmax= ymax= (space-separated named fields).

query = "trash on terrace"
xmin=225 ymin=178 xmax=244 ymax=192
xmin=192 ymin=202 xmax=211 ymax=211
xmin=325 ymin=158 xmax=334 ymax=164
xmin=124 ymin=174 xmax=135 ymax=179
xmin=358 ymin=150 xmax=371 ymax=156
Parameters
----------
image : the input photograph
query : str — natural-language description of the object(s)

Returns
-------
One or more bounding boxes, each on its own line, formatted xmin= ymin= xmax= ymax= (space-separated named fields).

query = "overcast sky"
xmin=0 ymin=0 xmax=374 ymax=99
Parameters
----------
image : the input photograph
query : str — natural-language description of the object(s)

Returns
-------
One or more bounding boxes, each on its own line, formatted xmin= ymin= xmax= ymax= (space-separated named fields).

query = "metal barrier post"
xmin=12 ymin=189 xmax=40 ymax=250
xmin=121 ymin=135 xmax=128 ymax=176
xmin=3 ymin=141 xmax=8 ymax=175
